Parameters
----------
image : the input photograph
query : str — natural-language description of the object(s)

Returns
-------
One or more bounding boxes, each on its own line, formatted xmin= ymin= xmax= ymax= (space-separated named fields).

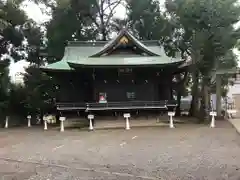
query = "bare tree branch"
xmin=103 ymin=0 xmax=120 ymax=12
xmin=88 ymin=15 xmax=100 ymax=29
xmin=105 ymin=0 xmax=122 ymax=27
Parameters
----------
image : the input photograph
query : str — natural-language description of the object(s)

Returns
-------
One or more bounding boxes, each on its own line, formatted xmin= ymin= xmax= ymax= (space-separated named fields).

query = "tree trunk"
xmin=199 ymin=86 xmax=204 ymax=122
xmin=56 ymin=110 xmax=60 ymax=125
xmin=203 ymin=78 xmax=210 ymax=122
xmin=199 ymin=77 xmax=210 ymax=122
xmin=40 ymin=110 xmax=44 ymax=125
xmin=175 ymin=72 xmax=189 ymax=117
xmin=216 ymin=74 xmax=222 ymax=117
xmin=175 ymin=90 xmax=182 ymax=116
xmin=189 ymin=71 xmax=199 ymax=117
xmin=99 ymin=1 xmax=107 ymax=41
xmin=101 ymin=29 xmax=107 ymax=41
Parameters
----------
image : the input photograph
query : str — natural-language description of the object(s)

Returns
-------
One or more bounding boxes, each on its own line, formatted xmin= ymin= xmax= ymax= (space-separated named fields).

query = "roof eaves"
xmin=67 ymin=41 xmax=108 ymax=47
xmin=40 ymin=61 xmax=73 ymax=72
xmin=67 ymin=57 xmax=184 ymax=67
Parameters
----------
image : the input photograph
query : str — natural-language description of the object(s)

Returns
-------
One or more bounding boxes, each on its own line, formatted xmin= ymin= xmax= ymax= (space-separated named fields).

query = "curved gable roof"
xmin=90 ymin=29 xmax=160 ymax=57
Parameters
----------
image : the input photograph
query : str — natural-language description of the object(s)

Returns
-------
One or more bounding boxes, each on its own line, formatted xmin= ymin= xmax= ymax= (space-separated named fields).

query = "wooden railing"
xmin=56 ymin=100 xmax=177 ymax=111
xmin=56 ymin=102 xmax=86 ymax=110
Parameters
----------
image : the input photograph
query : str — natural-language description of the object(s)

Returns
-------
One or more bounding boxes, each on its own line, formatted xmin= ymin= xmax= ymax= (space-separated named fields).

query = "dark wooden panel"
xmin=51 ymin=67 xmax=173 ymax=103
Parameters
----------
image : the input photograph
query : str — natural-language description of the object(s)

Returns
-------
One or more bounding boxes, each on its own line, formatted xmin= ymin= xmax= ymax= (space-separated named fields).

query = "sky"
xmin=21 ymin=1 xmax=127 ymax=24
xmin=20 ymin=1 xmax=51 ymax=24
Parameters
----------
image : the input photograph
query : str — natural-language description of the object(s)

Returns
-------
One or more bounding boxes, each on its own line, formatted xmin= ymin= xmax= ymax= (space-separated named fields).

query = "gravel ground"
xmin=0 ymin=121 xmax=240 ymax=179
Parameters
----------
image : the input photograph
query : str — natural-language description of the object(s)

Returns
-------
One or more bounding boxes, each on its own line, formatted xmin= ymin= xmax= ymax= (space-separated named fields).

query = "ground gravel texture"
xmin=0 ymin=121 xmax=240 ymax=179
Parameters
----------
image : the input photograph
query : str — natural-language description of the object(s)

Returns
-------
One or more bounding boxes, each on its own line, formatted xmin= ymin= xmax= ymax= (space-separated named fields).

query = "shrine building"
xmin=41 ymin=29 xmax=188 ymax=116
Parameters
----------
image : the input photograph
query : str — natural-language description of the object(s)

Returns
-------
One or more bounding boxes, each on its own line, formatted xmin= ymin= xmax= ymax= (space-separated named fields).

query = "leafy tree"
xmin=45 ymin=0 xmax=98 ymax=62
xmin=126 ymin=0 xmax=166 ymax=39
xmin=6 ymin=84 xmax=29 ymax=121
xmin=0 ymin=0 xmax=28 ymax=61
xmin=23 ymin=20 xmax=45 ymax=66
xmin=0 ymin=65 xmax=10 ymax=122
xmin=0 ymin=1 xmax=35 ymax=123
xmin=23 ymin=66 xmax=57 ymax=119
xmin=165 ymin=0 xmax=240 ymax=120
xmin=0 ymin=7 xmax=10 ymax=31
xmin=125 ymin=0 xmax=184 ymax=57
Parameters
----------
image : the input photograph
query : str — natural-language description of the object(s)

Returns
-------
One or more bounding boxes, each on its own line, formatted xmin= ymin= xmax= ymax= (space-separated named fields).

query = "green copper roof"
xmin=42 ymin=56 xmax=183 ymax=70
xmin=41 ymin=60 xmax=72 ymax=71
xmin=68 ymin=57 xmax=183 ymax=67
xmin=64 ymin=44 xmax=104 ymax=58
xmin=41 ymin=29 xmax=184 ymax=71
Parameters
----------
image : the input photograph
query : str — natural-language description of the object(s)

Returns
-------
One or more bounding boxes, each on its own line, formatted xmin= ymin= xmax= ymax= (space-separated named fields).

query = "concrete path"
xmin=228 ymin=118 xmax=240 ymax=134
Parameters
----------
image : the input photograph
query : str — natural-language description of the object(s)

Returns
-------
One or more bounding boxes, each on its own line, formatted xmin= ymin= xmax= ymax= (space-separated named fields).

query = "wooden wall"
xmin=52 ymin=67 xmax=173 ymax=103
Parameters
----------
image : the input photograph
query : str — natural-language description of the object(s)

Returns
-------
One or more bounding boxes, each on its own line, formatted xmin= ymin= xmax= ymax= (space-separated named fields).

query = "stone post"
xmin=43 ymin=115 xmax=48 ymax=130
xmin=5 ymin=116 xmax=9 ymax=128
xmin=210 ymin=111 xmax=217 ymax=128
xmin=168 ymin=112 xmax=175 ymax=128
xmin=27 ymin=115 xmax=31 ymax=127
xmin=59 ymin=117 xmax=66 ymax=132
xmin=124 ymin=113 xmax=131 ymax=130
xmin=88 ymin=114 xmax=94 ymax=131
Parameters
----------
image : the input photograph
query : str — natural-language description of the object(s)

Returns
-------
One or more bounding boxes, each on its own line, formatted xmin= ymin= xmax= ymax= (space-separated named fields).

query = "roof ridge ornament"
xmin=119 ymin=36 xmax=129 ymax=45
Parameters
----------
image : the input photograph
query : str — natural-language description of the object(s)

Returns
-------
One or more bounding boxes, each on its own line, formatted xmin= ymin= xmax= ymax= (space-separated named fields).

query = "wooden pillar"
xmin=216 ymin=74 xmax=222 ymax=117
